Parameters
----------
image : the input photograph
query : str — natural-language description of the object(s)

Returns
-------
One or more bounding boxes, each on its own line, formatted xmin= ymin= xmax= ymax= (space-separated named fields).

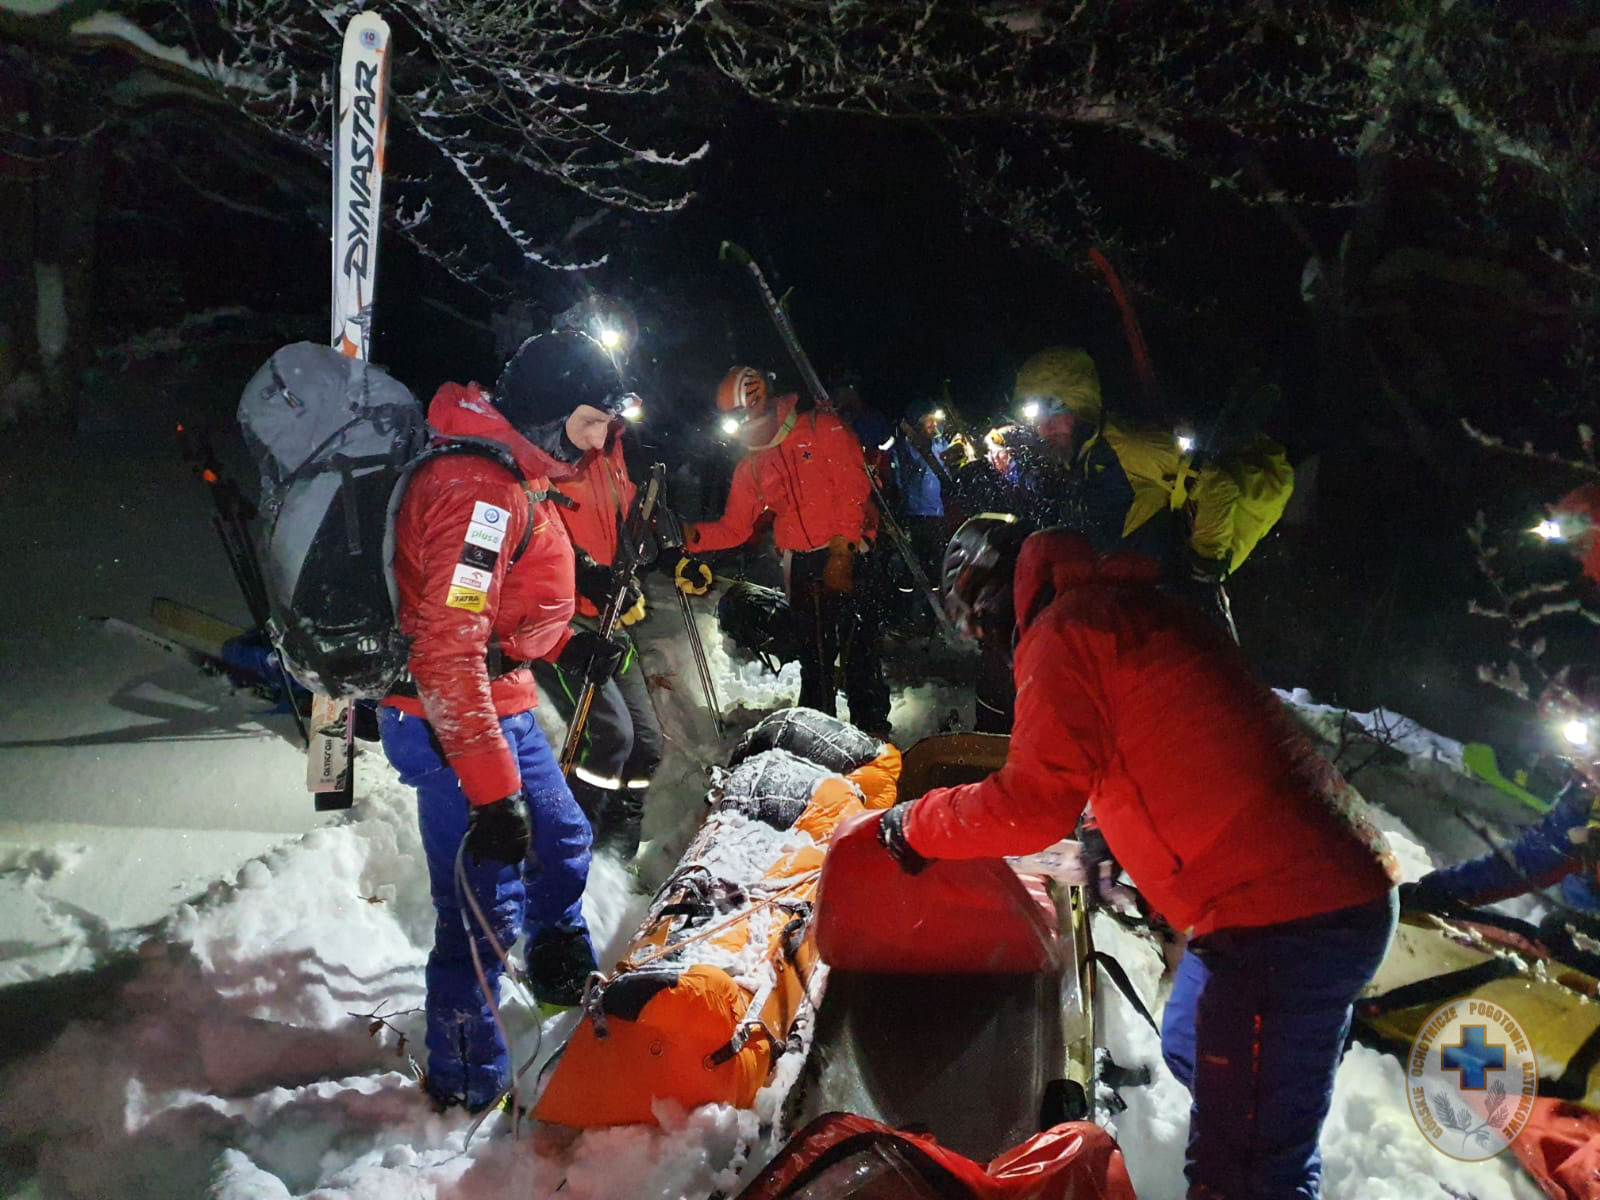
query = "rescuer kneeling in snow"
xmin=873 ymin=516 xmax=1400 ymax=1199
xmin=1404 ymin=668 xmax=1600 ymax=971
xmin=676 ymin=365 xmax=891 ymax=737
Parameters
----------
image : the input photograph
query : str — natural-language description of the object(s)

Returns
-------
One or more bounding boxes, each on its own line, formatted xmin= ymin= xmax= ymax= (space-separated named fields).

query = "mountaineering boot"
xmin=567 ymin=776 xmax=613 ymax=840
xmin=596 ymin=790 xmax=646 ymax=861
xmin=525 ymin=924 xmax=598 ymax=1008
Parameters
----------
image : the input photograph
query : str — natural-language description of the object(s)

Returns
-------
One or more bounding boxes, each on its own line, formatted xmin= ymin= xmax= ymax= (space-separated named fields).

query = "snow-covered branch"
xmin=152 ymin=1 xmax=708 ymax=276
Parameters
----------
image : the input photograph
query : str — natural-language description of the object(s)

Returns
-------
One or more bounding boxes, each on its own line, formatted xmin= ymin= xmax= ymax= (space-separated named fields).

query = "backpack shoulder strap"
xmin=413 ymin=437 xmax=576 ymax=567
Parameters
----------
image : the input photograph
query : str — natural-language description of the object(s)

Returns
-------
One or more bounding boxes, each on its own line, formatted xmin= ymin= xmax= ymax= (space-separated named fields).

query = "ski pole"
xmin=675 ymin=586 xmax=725 ymax=738
xmin=178 ymin=423 xmax=309 ymax=745
xmin=560 ymin=468 xmax=663 ymax=775
xmin=1215 ymin=580 xmax=1241 ymax=646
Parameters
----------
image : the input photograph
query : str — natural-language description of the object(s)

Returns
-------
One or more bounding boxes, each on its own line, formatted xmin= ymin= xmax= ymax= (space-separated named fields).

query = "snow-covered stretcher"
xmin=1355 ymin=910 xmax=1600 ymax=1198
xmin=534 ymin=709 xmax=901 ymax=1128
xmin=538 ymin=716 xmax=1134 ymax=1198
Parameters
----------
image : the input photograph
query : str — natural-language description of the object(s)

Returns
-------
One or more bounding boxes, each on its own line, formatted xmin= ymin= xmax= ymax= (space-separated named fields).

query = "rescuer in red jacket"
xmin=378 ymin=331 xmax=630 ymax=1112
xmin=513 ymin=353 xmax=669 ymax=862
xmin=873 ymin=518 xmax=1400 ymax=1198
xmin=676 ymin=366 xmax=891 ymax=735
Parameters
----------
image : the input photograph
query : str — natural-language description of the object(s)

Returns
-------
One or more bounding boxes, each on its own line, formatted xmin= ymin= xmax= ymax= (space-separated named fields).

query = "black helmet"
xmin=941 ymin=513 xmax=1032 ymax=641
xmin=494 ymin=330 xmax=631 ymax=432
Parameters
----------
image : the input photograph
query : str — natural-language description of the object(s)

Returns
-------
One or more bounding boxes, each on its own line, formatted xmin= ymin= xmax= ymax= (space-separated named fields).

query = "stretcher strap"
xmin=1355 ymin=957 xmax=1520 ymax=1019
xmin=613 ymin=871 xmax=821 ymax=975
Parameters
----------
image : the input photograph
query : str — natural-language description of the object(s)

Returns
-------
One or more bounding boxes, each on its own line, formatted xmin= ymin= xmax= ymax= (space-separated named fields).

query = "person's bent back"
xmin=905 ymin=529 xmax=1396 ymax=934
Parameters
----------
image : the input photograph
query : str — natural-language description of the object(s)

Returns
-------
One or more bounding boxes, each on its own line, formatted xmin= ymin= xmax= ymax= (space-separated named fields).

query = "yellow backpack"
xmin=1189 ymin=435 xmax=1295 ymax=574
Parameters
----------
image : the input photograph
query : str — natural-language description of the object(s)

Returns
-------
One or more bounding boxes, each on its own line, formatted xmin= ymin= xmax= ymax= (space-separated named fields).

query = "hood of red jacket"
xmin=426 ymin=381 xmax=580 ymax=483
xmin=1013 ymin=529 xmax=1161 ymax=633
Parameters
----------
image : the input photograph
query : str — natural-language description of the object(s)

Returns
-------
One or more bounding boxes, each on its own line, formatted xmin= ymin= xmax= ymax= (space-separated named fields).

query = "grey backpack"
xmin=238 ymin=342 xmax=529 ymax=697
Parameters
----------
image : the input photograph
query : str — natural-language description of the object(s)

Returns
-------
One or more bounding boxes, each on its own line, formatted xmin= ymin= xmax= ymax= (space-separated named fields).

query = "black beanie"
xmin=494 ymin=330 xmax=624 ymax=432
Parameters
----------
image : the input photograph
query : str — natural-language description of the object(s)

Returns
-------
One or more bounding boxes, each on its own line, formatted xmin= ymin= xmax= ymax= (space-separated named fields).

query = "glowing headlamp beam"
xmin=1564 ymin=718 xmax=1592 ymax=748
xmin=1534 ymin=518 xmax=1566 ymax=542
xmin=1021 ymin=400 xmax=1042 ymax=422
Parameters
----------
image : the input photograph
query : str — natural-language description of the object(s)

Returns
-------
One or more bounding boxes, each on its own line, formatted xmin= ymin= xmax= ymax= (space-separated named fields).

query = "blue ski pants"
xmin=1160 ymin=891 xmax=1396 ymax=1199
xmin=379 ymin=706 xmax=592 ymax=1109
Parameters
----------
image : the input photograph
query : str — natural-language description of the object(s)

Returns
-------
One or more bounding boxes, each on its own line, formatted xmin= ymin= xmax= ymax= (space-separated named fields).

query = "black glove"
xmin=878 ymin=802 xmax=934 ymax=876
xmin=1185 ymin=546 xmax=1228 ymax=584
xmin=1075 ymin=813 xmax=1119 ymax=903
xmin=465 ymin=794 xmax=531 ymax=865
xmin=558 ymin=627 xmax=629 ymax=684
xmin=574 ymin=551 xmax=641 ymax=615
xmin=1398 ymin=876 xmax=1462 ymax=915
xmin=675 ymin=555 xmax=714 ymax=596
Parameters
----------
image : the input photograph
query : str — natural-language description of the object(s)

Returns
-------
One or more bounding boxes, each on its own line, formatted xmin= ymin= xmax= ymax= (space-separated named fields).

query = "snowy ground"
xmin=0 ymin=423 xmax=1554 ymax=1199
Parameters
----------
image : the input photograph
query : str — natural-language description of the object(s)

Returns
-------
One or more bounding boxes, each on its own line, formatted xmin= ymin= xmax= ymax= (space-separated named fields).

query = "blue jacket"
xmin=1422 ymin=777 xmax=1600 ymax=913
xmin=895 ymin=435 xmax=949 ymax=517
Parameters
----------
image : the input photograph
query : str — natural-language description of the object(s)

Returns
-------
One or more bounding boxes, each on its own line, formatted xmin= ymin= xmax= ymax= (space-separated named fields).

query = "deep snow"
xmin=0 ymin=425 xmax=1550 ymax=1199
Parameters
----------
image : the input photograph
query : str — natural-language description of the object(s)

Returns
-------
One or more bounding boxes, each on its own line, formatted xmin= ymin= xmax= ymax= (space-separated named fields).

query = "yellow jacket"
xmin=1089 ymin=422 xmax=1293 ymax=575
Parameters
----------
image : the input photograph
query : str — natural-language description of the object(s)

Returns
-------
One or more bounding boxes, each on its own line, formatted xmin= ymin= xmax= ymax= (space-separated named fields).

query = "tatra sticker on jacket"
xmin=446 ymin=587 xmax=487 ymax=612
xmin=445 ymin=559 xmax=493 ymax=612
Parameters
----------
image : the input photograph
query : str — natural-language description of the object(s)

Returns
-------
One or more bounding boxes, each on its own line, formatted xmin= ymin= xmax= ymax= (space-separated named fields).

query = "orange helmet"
xmin=717 ymin=365 xmax=768 ymax=415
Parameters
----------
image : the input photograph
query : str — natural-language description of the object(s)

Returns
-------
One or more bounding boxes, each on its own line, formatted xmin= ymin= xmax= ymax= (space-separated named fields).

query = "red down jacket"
xmin=553 ymin=431 xmax=636 ymax=618
xmin=382 ymin=382 xmax=577 ymax=806
xmin=685 ymin=395 xmax=873 ymax=554
xmin=904 ymin=530 xmax=1398 ymax=935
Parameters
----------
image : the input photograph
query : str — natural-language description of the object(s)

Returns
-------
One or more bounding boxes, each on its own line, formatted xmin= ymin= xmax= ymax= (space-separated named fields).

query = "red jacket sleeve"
xmin=399 ymin=471 xmax=526 ymax=806
xmin=904 ymin=622 xmax=1106 ymax=859
xmin=686 ymin=456 xmax=768 ymax=553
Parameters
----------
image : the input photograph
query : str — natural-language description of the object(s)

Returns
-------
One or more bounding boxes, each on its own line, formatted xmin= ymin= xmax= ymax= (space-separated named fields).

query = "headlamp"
xmin=602 ymin=390 xmax=644 ymax=421
xmin=1021 ymin=400 xmax=1042 ymax=422
xmin=931 ymin=409 xmax=946 ymax=423
xmin=1539 ymin=674 xmax=1600 ymax=785
xmin=1176 ymin=433 xmax=1196 ymax=453
xmin=1534 ymin=518 xmax=1567 ymax=543
xmin=597 ymin=324 xmax=624 ymax=351
xmin=719 ymin=416 xmax=741 ymax=437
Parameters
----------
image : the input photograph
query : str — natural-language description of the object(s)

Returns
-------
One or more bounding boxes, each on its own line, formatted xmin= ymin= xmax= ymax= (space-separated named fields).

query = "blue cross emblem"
xmin=1441 ymin=1025 xmax=1505 ymax=1090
